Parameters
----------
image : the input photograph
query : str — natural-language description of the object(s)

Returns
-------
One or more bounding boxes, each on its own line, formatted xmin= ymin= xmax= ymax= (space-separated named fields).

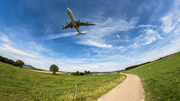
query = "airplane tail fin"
xmin=76 ymin=33 xmax=86 ymax=35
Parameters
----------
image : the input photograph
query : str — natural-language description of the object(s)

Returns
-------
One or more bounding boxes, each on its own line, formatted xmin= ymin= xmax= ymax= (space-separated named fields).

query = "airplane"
xmin=62 ymin=8 xmax=95 ymax=35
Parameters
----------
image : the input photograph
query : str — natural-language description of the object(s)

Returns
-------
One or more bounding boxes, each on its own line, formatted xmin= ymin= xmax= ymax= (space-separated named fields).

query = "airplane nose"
xmin=67 ymin=8 xmax=70 ymax=12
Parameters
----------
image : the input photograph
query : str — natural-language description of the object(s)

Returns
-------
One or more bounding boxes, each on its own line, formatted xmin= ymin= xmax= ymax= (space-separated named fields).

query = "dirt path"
xmin=97 ymin=73 xmax=145 ymax=101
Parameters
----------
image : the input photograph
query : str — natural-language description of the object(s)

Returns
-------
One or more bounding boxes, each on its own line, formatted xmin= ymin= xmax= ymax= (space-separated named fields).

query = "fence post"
xmin=75 ymin=84 xmax=77 ymax=96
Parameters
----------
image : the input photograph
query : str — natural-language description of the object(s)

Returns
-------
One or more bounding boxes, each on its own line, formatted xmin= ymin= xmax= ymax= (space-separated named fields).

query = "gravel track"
xmin=97 ymin=73 xmax=145 ymax=101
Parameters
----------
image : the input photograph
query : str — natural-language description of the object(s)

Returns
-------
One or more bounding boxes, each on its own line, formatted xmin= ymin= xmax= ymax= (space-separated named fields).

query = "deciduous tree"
xmin=15 ymin=59 xmax=25 ymax=68
xmin=76 ymin=71 xmax=80 ymax=75
xmin=50 ymin=64 xmax=59 ymax=74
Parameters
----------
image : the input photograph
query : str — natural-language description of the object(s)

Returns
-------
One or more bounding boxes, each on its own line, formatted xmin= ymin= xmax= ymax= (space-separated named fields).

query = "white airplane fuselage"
xmin=67 ymin=8 xmax=81 ymax=34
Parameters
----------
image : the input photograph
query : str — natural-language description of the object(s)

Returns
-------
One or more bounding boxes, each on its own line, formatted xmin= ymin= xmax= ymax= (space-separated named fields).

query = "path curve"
xmin=97 ymin=73 xmax=145 ymax=101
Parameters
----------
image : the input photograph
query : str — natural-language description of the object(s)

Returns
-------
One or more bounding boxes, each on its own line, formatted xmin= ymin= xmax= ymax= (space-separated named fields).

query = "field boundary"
xmin=29 ymin=70 xmax=65 ymax=74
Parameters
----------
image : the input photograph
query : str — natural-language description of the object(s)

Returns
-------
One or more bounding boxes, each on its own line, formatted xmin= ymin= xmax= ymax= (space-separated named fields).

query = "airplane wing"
xmin=62 ymin=22 xmax=73 ymax=30
xmin=76 ymin=21 xmax=95 ymax=26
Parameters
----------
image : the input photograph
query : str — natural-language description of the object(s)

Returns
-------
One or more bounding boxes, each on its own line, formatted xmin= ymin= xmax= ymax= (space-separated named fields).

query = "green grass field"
xmin=122 ymin=52 xmax=180 ymax=101
xmin=0 ymin=62 xmax=126 ymax=101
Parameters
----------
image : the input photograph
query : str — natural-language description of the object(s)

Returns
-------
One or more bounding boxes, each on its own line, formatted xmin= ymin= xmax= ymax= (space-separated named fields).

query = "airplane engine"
xmin=87 ymin=21 xmax=89 ymax=24
xmin=67 ymin=22 xmax=68 ymax=25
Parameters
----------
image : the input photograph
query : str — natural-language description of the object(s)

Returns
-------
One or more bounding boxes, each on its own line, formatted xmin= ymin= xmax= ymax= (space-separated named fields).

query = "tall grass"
xmin=123 ymin=52 xmax=180 ymax=101
xmin=0 ymin=62 xmax=125 ymax=101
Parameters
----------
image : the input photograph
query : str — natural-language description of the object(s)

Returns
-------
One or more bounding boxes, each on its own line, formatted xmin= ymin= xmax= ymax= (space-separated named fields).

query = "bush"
xmin=76 ymin=71 xmax=80 ymax=75
xmin=84 ymin=70 xmax=91 ymax=75
xmin=80 ymin=72 xmax=84 ymax=76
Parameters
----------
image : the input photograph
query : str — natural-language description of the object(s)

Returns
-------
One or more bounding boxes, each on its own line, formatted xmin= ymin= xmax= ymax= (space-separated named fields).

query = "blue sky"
xmin=0 ymin=0 xmax=180 ymax=72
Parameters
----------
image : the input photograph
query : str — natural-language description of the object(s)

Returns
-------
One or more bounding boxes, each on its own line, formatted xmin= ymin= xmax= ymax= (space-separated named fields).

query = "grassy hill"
xmin=122 ymin=52 xmax=180 ymax=101
xmin=0 ymin=62 xmax=125 ymax=101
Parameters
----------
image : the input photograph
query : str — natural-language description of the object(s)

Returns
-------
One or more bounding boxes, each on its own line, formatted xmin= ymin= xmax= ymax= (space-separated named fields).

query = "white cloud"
xmin=0 ymin=32 xmax=10 ymax=43
xmin=117 ymin=46 xmax=123 ymax=49
xmin=26 ymin=42 xmax=48 ymax=52
xmin=136 ymin=29 xmax=164 ymax=46
xmin=0 ymin=43 xmax=88 ymax=71
xmin=42 ymin=32 xmax=77 ymax=40
xmin=78 ymin=39 xmax=112 ymax=48
xmin=160 ymin=0 xmax=180 ymax=34
xmin=75 ymin=17 xmax=138 ymax=48
xmin=117 ymin=35 xmax=120 ymax=39
xmin=137 ymin=24 xmax=157 ymax=28
xmin=161 ymin=13 xmax=177 ymax=34
xmin=0 ymin=44 xmax=37 ymax=58
xmin=177 ymin=18 xmax=180 ymax=22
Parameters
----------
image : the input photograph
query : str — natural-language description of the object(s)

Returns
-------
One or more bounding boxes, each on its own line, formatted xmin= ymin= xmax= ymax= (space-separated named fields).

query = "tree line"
xmin=49 ymin=64 xmax=91 ymax=76
xmin=71 ymin=70 xmax=91 ymax=76
xmin=0 ymin=55 xmax=24 ymax=68
xmin=125 ymin=61 xmax=151 ymax=70
xmin=125 ymin=54 xmax=171 ymax=70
